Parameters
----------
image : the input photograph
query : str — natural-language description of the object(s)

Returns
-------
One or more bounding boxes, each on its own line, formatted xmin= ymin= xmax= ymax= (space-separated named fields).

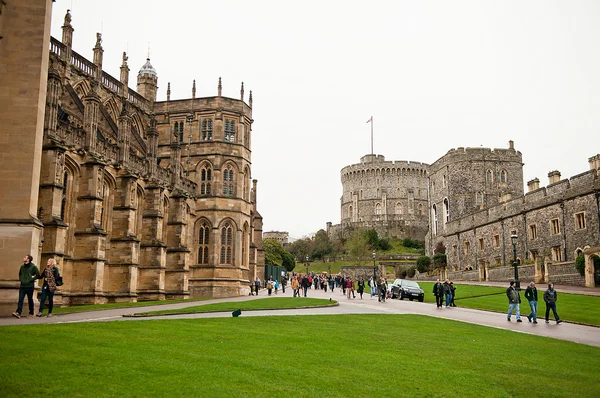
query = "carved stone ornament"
xmin=55 ymin=152 xmax=65 ymax=184
xmin=97 ymin=168 xmax=103 ymax=196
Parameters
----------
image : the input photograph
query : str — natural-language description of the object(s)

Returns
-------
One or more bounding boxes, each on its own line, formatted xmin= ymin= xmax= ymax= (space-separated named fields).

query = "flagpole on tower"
xmin=367 ymin=116 xmax=373 ymax=157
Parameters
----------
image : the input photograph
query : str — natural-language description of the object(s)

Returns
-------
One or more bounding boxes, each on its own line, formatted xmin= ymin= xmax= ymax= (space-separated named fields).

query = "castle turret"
xmin=137 ymin=57 xmax=158 ymax=102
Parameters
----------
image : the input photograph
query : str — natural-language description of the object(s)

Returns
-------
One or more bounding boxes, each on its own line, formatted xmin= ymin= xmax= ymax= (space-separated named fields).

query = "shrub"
xmin=400 ymin=270 xmax=407 ymax=279
xmin=416 ymin=256 xmax=431 ymax=273
xmin=378 ymin=238 xmax=391 ymax=251
xmin=432 ymin=253 xmax=447 ymax=269
xmin=575 ymin=254 xmax=585 ymax=276
xmin=406 ymin=266 xmax=416 ymax=278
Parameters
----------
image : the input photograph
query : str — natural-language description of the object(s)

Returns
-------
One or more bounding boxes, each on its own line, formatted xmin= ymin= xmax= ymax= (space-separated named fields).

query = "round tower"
xmin=137 ymin=58 xmax=158 ymax=102
xmin=340 ymin=154 xmax=429 ymax=239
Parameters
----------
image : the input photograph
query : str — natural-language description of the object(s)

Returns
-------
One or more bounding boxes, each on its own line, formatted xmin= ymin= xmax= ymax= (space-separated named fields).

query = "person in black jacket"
xmin=450 ymin=282 xmax=457 ymax=307
xmin=544 ymin=283 xmax=562 ymax=324
xmin=506 ymin=281 xmax=522 ymax=322
xmin=37 ymin=258 xmax=61 ymax=318
xmin=433 ymin=279 xmax=444 ymax=308
xmin=12 ymin=255 xmax=40 ymax=319
xmin=524 ymin=281 xmax=538 ymax=323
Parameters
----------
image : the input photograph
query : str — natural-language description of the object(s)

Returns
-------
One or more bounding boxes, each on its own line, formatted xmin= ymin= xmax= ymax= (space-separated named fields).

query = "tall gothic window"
xmin=486 ymin=169 xmax=493 ymax=183
xmin=500 ymin=170 xmax=508 ymax=183
xmin=60 ymin=171 xmax=69 ymax=220
xmin=432 ymin=204 xmax=438 ymax=235
xmin=220 ymin=223 xmax=233 ymax=264
xmin=198 ymin=223 xmax=210 ymax=264
xmin=174 ymin=121 xmax=184 ymax=143
xmin=224 ymin=120 xmax=235 ymax=142
xmin=222 ymin=166 xmax=234 ymax=196
xmin=201 ymin=119 xmax=213 ymax=141
xmin=443 ymin=198 xmax=450 ymax=223
xmin=200 ymin=165 xmax=212 ymax=195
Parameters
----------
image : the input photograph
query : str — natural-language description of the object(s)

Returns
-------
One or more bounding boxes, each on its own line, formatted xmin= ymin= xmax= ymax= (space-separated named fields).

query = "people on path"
xmin=37 ymin=258 xmax=61 ymax=318
xmin=449 ymin=282 xmax=457 ymax=307
xmin=254 ymin=277 xmax=261 ymax=296
xmin=544 ymin=283 xmax=562 ymax=324
xmin=506 ymin=281 xmax=522 ymax=322
xmin=443 ymin=279 xmax=453 ymax=308
xmin=357 ymin=276 xmax=365 ymax=299
xmin=345 ymin=277 xmax=355 ymax=299
xmin=524 ymin=281 xmax=538 ymax=323
xmin=433 ymin=279 xmax=444 ymax=308
xmin=274 ymin=279 xmax=279 ymax=294
xmin=12 ymin=255 xmax=40 ymax=319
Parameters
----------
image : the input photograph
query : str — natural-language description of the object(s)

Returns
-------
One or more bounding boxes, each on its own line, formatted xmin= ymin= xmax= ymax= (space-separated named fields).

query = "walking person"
xmin=544 ymin=283 xmax=562 ymax=324
xmin=378 ymin=278 xmax=387 ymax=302
xmin=345 ymin=277 xmax=354 ymax=299
xmin=37 ymin=258 xmax=61 ymax=318
xmin=12 ymin=255 xmax=40 ymax=319
xmin=281 ymin=277 xmax=287 ymax=294
xmin=443 ymin=279 xmax=453 ymax=308
xmin=357 ymin=276 xmax=365 ymax=299
xmin=291 ymin=276 xmax=300 ymax=297
xmin=450 ymin=282 xmax=457 ymax=307
xmin=369 ymin=276 xmax=376 ymax=299
xmin=433 ymin=279 xmax=444 ymax=308
xmin=267 ymin=276 xmax=274 ymax=296
xmin=506 ymin=281 xmax=522 ymax=322
xmin=254 ymin=277 xmax=261 ymax=296
xmin=524 ymin=281 xmax=538 ymax=323
xmin=301 ymin=274 xmax=310 ymax=297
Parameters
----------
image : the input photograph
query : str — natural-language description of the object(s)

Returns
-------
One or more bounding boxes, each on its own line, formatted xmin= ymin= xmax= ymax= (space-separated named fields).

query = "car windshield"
xmin=403 ymin=281 xmax=420 ymax=288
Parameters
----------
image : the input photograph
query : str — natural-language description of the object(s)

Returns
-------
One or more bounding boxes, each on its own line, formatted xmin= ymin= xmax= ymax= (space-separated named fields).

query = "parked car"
xmin=390 ymin=279 xmax=424 ymax=302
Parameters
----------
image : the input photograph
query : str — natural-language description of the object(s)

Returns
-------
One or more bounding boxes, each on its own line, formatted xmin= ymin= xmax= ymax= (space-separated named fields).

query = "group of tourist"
xmin=12 ymin=255 xmax=62 ymax=319
xmin=432 ymin=279 xmax=457 ymax=308
xmin=506 ymin=280 xmax=562 ymax=324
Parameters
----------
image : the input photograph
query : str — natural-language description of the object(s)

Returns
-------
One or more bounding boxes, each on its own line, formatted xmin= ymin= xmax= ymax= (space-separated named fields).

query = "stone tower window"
xmin=200 ymin=165 xmax=212 ymax=195
xmin=476 ymin=191 xmax=483 ymax=205
xmin=432 ymin=204 xmax=438 ymax=235
xmin=443 ymin=198 xmax=449 ymax=223
xmin=395 ymin=202 xmax=402 ymax=215
xmin=222 ymin=167 xmax=234 ymax=196
xmin=198 ymin=223 xmax=210 ymax=264
xmin=418 ymin=203 xmax=423 ymax=216
xmin=225 ymin=120 xmax=235 ymax=142
xmin=575 ymin=212 xmax=586 ymax=230
xmin=486 ymin=169 xmax=493 ymax=183
xmin=220 ymin=223 xmax=233 ymax=264
xmin=500 ymin=170 xmax=508 ymax=183
xmin=375 ymin=203 xmax=382 ymax=215
xmin=443 ymin=175 xmax=447 ymax=187
xmin=529 ymin=224 xmax=538 ymax=240
xmin=550 ymin=219 xmax=560 ymax=235
xmin=201 ymin=119 xmax=213 ymax=141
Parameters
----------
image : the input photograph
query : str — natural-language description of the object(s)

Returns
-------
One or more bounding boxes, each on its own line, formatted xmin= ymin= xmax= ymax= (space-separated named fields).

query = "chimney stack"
xmin=508 ymin=140 xmax=514 ymax=150
xmin=527 ymin=178 xmax=540 ymax=192
xmin=548 ymin=170 xmax=561 ymax=185
xmin=589 ymin=154 xmax=600 ymax=171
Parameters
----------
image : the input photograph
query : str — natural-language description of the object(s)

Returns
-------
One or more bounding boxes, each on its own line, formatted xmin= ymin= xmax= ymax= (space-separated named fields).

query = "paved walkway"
xmin=1 ymin=287 xmax=599 ymax=348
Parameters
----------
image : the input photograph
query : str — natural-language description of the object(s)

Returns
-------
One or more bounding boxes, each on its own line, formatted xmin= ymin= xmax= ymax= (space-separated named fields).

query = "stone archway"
xmin=583 ymin=247 xmax=600 ymax=287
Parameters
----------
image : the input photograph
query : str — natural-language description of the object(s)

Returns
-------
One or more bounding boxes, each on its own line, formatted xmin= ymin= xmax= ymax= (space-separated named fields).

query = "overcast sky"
xmin=50 ymin=0 xmax=600 ymax=239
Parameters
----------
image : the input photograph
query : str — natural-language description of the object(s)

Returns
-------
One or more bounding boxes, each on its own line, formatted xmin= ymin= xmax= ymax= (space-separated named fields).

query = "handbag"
xmin=55 ymin=275 xmax=64 ymax=286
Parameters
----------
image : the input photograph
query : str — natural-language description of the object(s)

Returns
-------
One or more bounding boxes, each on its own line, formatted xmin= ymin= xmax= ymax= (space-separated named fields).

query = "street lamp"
xmin=305 ymin=255 xmax=309 ymax=275
xmin=511 ymin=233 xmax=519 ymax=289
xmin=372 ymin=251 xmax=377 ymax=282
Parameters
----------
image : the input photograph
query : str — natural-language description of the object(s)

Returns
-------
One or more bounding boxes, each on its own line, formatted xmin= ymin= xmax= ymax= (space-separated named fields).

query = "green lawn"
xmin=418 ymin=282 xmax=600 ymax=326
xmin=138 ymin=297 xmax=336 ymax=315
xmin=1 ymin=315 xmax=599 ymax=397
xmin=48 ymin=297 xmax=209 ymax=315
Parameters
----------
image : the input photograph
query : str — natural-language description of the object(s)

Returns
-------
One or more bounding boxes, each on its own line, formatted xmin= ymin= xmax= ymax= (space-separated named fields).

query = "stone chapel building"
xmin=0 ymin=3 xmax=264 ymax=313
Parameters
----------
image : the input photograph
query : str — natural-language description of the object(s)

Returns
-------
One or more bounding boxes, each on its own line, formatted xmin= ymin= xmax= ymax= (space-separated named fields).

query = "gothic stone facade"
xmin=5 ymin=8 xmax=265 ymax=307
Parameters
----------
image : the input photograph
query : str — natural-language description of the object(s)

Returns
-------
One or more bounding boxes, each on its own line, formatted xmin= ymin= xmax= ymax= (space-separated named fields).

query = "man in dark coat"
xmin=12 ymin=255 xmax=40 ymax=319
xmin=433 ymin=279 xmax=444 ymax=308
xmin=506 ymin=281 xmax=522 ymax=322
xmin=524 ymin=281 xmax=538 ymax=323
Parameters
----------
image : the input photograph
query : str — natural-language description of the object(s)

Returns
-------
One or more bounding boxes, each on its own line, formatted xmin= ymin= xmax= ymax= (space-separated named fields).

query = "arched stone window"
xmin=500 ymin=170 xmax=508 ymax=183
xmin=418 ymin=203 xmax=423 ymax=216
xmin=395 ymin=202 xmax=402 ymax=215
xmin=220 ymin=222 xmax=233 ymax=264
xmin=486 ymin=169 xmax=493 ymax=183
xmin=476 ymin=191 xmax=483 ymax=205
xmin=375 ymin=203 xmax=382 ymax=215
xmin=222 ymin=166 xmax=234 ymax=196
xmin=443 ymin=198 xmax=450 ymax=223
xmin=198 ymin=222 xmax=210 ymax=264
xmin=200 ymin=164 xmax=212 ymax=195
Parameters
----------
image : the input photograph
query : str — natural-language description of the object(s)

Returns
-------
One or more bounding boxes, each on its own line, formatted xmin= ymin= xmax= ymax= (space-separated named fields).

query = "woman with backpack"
xmin=37 ymin=258 xmax=62 ymax=318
